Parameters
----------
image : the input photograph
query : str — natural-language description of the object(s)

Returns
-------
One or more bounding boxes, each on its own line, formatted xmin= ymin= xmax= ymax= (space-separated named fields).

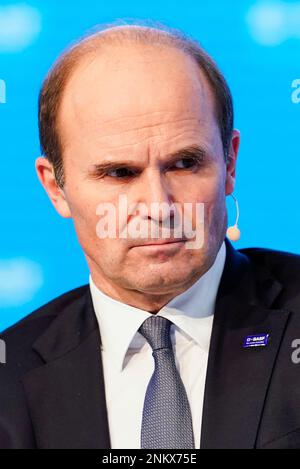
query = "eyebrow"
xmin=86 ymin=144 xmax=208 ymax=178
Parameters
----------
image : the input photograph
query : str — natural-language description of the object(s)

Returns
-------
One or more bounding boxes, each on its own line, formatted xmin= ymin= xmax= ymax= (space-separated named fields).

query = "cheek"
xmin=192 ymin=172 xmax=226 ymax=209
xmin=192 ymin=171 xmax=226 ymax=228
xmin=65 ymin=189 xmax=100 ymax=242
xmin=73 ymin=211 xmax=98 ymax=250
xmin=65 ymin=181 xmax=103 ymax=221
xmin=66 ymin=187 xmax=128 ymax=257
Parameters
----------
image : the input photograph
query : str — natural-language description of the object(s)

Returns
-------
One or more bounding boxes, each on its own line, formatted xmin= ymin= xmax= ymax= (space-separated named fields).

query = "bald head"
xmin=38 ymin=23 xmax=233 ymax=187
xmin=59 ymin=43 xmax=218 ymax=166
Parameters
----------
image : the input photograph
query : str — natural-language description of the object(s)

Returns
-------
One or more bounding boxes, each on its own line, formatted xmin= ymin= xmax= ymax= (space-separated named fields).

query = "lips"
xmin=131 ymin=239 xmax=186 ymax=247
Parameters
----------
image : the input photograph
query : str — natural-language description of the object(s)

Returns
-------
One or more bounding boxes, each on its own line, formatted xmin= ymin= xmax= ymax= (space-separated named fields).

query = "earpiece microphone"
xmin=226 ymin=193 xmax=241 ymax=241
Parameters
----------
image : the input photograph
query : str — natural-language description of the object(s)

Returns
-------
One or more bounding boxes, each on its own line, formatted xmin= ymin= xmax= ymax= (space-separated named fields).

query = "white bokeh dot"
xmin=246 ymin=1 xmax=300 ymax=46
xmin=0 ymin=258 xmax=43 ymax=307
xmin=0 ymin=3 xmax=41 ymax=52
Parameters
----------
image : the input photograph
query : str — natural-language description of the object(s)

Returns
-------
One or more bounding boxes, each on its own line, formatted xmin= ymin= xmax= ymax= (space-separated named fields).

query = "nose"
xmin=139 ymin=169 xmax=175 ymax=223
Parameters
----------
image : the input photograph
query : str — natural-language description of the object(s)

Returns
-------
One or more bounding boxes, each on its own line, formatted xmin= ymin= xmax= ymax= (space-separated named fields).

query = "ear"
xmin=35 ymin=157 xmax=71 ymax=218
xmin=225 ymin=129 xmax=240 ymax=195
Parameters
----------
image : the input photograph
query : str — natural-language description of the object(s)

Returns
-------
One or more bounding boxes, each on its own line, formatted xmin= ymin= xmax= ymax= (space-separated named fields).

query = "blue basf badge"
xmin=243 ymin=334 xmax=270 ymax=348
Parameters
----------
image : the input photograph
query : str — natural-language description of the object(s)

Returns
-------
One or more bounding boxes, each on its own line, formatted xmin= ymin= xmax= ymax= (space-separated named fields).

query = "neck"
xmin=88 ymin=267 xmax=204 ymax=313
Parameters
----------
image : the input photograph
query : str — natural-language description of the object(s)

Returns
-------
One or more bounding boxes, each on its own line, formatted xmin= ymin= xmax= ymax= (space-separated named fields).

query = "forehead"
xmin=58 ymin=44 xmax=218 ymax=155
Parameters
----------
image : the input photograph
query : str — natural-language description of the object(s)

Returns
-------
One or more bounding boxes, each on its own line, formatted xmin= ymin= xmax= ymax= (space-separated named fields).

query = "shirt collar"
xmin=90 ymin=241 xmax=226 ymax=372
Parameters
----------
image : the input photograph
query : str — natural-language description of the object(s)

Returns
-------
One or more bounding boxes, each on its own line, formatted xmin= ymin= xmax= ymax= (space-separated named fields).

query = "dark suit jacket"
xmin=1 ymin=238 xmax=300 ymax=449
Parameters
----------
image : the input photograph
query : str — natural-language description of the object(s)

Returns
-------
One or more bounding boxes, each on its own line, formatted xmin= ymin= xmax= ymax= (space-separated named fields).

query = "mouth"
xmin=133 ymin=238 xmax=186 ymax=246
xmin=130 ymin=239 xmax=187 ymax=252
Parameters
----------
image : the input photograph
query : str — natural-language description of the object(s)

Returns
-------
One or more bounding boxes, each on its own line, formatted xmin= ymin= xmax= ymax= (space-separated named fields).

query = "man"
xmin=1 ymin=23 xmax=300 ymax=450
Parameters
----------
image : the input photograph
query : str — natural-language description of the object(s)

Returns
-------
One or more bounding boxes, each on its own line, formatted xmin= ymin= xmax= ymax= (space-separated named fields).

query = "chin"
xmin=131 ymin=265 xmax=198 ymax=294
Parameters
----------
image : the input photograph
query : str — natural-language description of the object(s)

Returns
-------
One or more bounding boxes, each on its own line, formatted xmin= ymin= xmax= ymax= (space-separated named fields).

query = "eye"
xmin=172 ymin=157 xmax=199 ymax=170
xmin=107 ymin=167 xmax=136 ymax=178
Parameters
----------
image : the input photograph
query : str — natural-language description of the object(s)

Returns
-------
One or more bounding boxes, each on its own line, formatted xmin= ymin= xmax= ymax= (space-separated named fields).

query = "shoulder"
xmin=239 ymin=246 xmax=300 ymax=310
xmin=239 ymin=246 xmax=300 ymax=280
xmin=0 ymin=284 xmax=89 ymax=448
xmin=0 ymin=284 xmax=90 ymax=447
xmin=0 ymin=284 xmax=89 ymax=383
xmin=0 ymin=284 xmax=89 ymax=340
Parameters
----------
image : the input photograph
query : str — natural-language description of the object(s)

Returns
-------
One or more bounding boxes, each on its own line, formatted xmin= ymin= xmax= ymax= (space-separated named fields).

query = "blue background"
xmin=0 ymin=0 xmax=299 ymax=331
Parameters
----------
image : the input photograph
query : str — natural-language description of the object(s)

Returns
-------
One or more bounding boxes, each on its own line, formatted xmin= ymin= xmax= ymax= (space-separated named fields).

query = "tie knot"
xmin=138 ymin=316 xmax=172 ymax=351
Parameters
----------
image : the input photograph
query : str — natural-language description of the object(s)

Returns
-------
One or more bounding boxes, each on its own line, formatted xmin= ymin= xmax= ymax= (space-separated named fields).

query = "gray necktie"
xmin=138 ymin=315 xmax=195 ymax=449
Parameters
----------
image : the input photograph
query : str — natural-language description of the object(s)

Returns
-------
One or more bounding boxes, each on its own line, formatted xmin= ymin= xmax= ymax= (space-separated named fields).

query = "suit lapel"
xmin=22 ymin=288 xmax=111 ymax=449
xmin=200 ymin=239 xmax=291 ymax=449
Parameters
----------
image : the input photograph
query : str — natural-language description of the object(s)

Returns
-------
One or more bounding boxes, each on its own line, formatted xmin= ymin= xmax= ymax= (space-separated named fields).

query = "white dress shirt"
xmin=89 ymin=241 xmax=226 ymax=449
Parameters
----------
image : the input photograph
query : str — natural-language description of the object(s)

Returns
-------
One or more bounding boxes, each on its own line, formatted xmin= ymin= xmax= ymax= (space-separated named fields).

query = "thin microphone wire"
xmin=230 ymin=193 xmax=239 ymax=226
